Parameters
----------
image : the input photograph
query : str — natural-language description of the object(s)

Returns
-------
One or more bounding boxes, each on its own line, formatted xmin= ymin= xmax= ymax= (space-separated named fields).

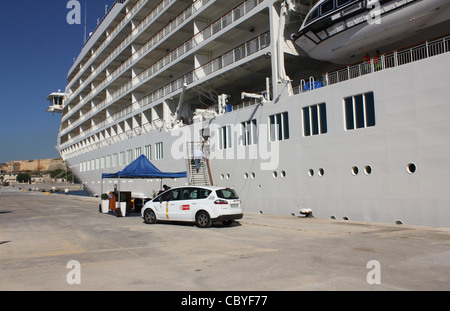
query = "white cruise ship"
xmin=47 ymin=0 xmax=450 ymax=227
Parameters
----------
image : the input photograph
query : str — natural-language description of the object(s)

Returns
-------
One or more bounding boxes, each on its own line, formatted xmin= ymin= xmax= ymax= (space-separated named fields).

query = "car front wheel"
xmin=143 ymin=209 xmax=157 ymax=224
xmin=196 ymin=211 xmax=212 ymax=228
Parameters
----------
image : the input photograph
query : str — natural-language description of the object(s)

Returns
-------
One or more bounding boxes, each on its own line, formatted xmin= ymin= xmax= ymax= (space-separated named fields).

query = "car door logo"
xmin=181 ymin=205 xmax=190 ymax=211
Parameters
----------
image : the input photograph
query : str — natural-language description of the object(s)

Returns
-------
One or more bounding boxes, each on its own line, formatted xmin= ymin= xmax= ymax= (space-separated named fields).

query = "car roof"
xmin=166 ymin=185 xmax=232 ymax=191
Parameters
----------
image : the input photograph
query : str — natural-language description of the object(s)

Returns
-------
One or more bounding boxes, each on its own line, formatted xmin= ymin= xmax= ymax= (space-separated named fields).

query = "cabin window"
xmin=344 ymin=92 xmax=376 ymax=130
xmin=144 ymin=144 xmax=152 ymax=160
xmin=269 ymin=112 xmax=289 ymax=142
xmin=135 ymin=147 xmax=142 ymax=159
xmin=112 ymin=154 xmax=118 ymax=167
xmin=321 ymin=0 xmax=335 ymax=15
xmin=127 ymin=149 xmax=133 ymax=164
xmin=119 ymin=152 xmax=125 ymax=166
xmin=303 ymin=103 xmax=327 ymax=136
xmin=241 ymin=119 xmax=257 ymax=146
xmin=218 ymin=125 xmax=232 ymax=150
xmin=155 ymin=142 xmax=163 ymax=160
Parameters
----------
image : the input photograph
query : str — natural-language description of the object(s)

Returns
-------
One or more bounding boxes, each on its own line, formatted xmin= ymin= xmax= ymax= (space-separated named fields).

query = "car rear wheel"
xmin=196 ymin=211 xmax=212 ymax=228
xmin=143 ymin=209 xmax=157 ymax=224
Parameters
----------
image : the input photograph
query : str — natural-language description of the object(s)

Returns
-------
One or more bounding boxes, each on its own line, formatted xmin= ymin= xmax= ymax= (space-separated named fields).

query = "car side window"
xmin=180 ymin=188 xmax=193 ymax=200
xmin=160 ymin=189 xmax=181 ymax=201
xmin=179 ymin=188 xmax=211 ymax=200
xmin=198 ymin=189 xmax=212 ymax=199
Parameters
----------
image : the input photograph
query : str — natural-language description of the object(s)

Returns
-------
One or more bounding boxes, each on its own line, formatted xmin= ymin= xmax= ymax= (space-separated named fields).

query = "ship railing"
xmin=60 ymin=32 xmax=271 ymax=151
xmin=139 ymin=31 xmax=270 ymax=109
xmin=231 ymin=98 xmax=262 ymax=112
xmin=133 ymin=0 xmax=263 ymax=88
xmin=65 ymin=0 xmax=179 ymax=111
xmin=64 ymin=0 xmax=172 ymax=118
xmin=67 ymin=0 xmax=148 ymax=90
xmin=293 ymin=34 xmax=450 ymax=94
xmin=63 ymin=0 xmax=262 ymax=123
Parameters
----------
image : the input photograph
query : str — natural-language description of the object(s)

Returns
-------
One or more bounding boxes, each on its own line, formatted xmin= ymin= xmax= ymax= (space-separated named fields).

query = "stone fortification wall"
xmin=1 ymin=158 xmax=66 ymax=173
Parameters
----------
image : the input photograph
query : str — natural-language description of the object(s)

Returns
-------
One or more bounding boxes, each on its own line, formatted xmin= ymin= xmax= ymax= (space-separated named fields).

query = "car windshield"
xmin=216 ymin=189 xmax=239 ymax=199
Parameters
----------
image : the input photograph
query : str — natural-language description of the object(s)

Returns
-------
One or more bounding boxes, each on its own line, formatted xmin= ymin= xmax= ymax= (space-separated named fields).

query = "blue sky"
xmin=0 ymin=0 xmax=115 ymax=163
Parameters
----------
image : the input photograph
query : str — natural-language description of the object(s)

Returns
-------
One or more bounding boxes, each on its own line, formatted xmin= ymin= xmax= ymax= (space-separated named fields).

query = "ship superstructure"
xmin=49 ymin=0 xmax=450 ymax=227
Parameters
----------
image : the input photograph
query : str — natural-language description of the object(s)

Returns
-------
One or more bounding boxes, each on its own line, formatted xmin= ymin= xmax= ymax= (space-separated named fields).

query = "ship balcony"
xmin=65 ymin=0 xmax=195 ymax=115
xmin=63 ymin=0 xmax=265 ymax=124
xmin=67 ymin=0 xmax=146 ymax=84
xmin=59 ymin=31 xmax=271 ymax=154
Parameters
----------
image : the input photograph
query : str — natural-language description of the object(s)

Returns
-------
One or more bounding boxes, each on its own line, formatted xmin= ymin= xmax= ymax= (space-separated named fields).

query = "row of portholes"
xmin=220 ymin=163 xmax=417 ymax=180
xmin=308 ymin=163 xmax=417 ymax=177
xmin=351 ymin=165 xmax=372 ymax=176
xmin=220 ymin=171 xmax=288 ymax=180
xmin=351 ymin=163 xmax=417 ymax=175
xmin=308 ymin=168 xmax=325 ymax=177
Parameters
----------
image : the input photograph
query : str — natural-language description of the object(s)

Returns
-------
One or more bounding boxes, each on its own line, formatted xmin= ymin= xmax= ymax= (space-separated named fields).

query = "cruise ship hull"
xmin=66 ymin=52 xmax=450 ymax=228
xmin=51 ymin=0 xmax=450 ymax=228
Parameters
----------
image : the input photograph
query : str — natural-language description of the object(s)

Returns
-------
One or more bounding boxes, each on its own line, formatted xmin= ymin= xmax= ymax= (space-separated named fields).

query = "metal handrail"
xmin=293 ymin=34 xmax=450 ymax=94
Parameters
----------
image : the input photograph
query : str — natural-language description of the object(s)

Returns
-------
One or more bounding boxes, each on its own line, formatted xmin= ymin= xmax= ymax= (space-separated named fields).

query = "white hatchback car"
xmin=141 ymin=186 xmax=243 ymax=228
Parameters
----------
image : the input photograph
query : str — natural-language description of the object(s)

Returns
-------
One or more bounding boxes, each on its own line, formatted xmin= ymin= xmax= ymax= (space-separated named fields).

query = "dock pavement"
xmin=0 ymin=186 xmax=449 ymax=292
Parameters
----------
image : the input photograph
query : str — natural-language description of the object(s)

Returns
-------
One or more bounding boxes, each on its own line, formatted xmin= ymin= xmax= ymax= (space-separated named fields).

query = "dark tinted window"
xmin=321 ymin=0 xmax=335 ymax=14
xmin=159 ymin=189 xmax=181 ymax=201
xmin=216 ymin=189 xmax=239 ymax=199
xmin=355 ymin=94 xmax=365 ymax=129
xmin=319 ymin=103 xmax=328 ymax=134
xmin=199 ymin=189 xmax=212 ymax=199
xmin=345 ymin=97 xmax=354 ymax=130
xmin=283 ymin=112 xmax=289 ymax=140
xmin=365 ymin=92 xmax=376 ymax=127
xmin=305 ymin=7 xmax=319 ymax=25
xmin=303 ymin=107 xmax=311 ymax=136
xmin=180 ymin=188 xmax=212 ymax=200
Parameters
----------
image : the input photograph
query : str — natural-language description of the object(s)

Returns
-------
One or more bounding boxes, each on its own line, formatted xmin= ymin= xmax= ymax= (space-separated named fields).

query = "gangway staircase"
xmin=186 ymin=142 xmax=213 ymax=186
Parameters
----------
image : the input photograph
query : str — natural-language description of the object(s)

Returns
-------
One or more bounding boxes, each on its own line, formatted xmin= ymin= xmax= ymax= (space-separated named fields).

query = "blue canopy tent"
xmin=102 ymin=155 xmax=187 ymax=179
xmin=101 ymin=155 xmax=187 ymax=213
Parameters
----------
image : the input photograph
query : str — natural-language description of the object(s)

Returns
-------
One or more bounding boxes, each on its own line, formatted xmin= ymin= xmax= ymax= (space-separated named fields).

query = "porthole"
xmin=244 ymin=173 xmax=249 ymax=179
xmin=364 ymin=165 xmax=372 ymax=175
xmin=272 ymin=171 xmax=278 ymax=178
xmin=318 ymin=168 xmax=324 ymax=176
xmin=351 ymin=166 xmax=359 ymax=176
xmin=251 ymin=172 xmax=256 ymax=179
xmin=407 ymin=163 xmax=416 ymax=174
xmin=280 ymin=170 xmax=286 ymax=178
xmin=308 ymin=169 xmax=314 ymax=177
xmin=226 ymin=173 xmax=230 ymax=180
xmin=220 ymin=174 xmax=225 ymax=180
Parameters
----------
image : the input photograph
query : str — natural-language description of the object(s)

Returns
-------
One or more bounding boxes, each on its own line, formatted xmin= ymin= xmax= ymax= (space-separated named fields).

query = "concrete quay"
xmin=0 ymin=186 xmax=449 ymax=291
xmin=9 ymin=183 xmax=84 ymax=193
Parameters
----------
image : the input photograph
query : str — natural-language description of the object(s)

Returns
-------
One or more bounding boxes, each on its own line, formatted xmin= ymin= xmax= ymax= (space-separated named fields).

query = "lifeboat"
xmin=292 ymin=0 xmax=450 ymax=64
